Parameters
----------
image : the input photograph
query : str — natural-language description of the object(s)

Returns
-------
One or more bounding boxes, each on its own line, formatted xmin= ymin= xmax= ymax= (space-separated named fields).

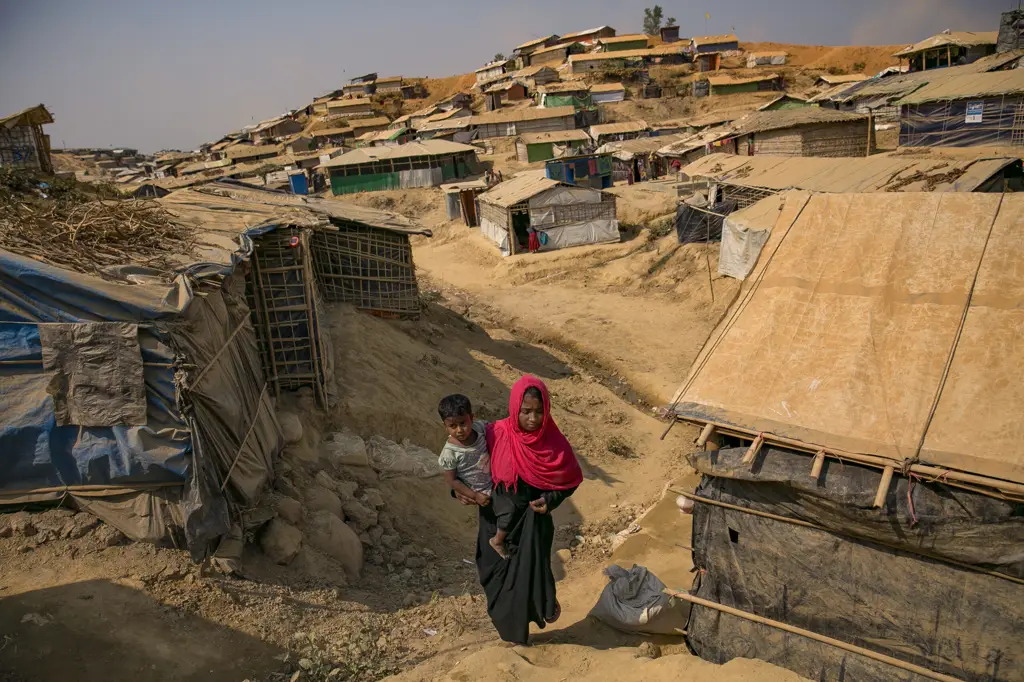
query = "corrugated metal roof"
xmin=310 ymin=126 xmax=353 ymax=137
xmin=416 ymin=118 xmax=473 ymax=132
xmin=478 ymin=172 xmax=563 ymax=207
xmin=599 ymin=34 xmax=649 ymax=44
xmin=531 ymin=43 xmax=574 ymax=57
xmin=225 ymin=143 xmax=284 ymax=159
xmin=518 ymin=130 xmax=592 ymax=144
xmin=590 ymin=82 xmax=626 ymax=93
xmin=680 ymin=150 xmax=1018 ymax=193
xmin=557 ymin=26 xmax=610 ymax=39
xmin=691 ymin=34 xmax=738 ymax=46
xmin=475 ymin=59 xmax=512 ymax=73
xmin=816 ymin=73 xmax=869 ymax=85
xmin=470 ymin=106 xmax=576 ymax=125
xmin=590 ymin=120 xmax=651 ymax=136
xmin=893 ymin=30 xmax=998 ymax=57
xmin=0 ymin=104 xmax=53 ymax=128
xmin=326 ymin=98 xmax=373 ymax=109
xmin=538 ymin=81 xmax=591 ymax=93
xmin=319 ymin=139 xmax=477 ymax=167
xmin=729 ymin=108 xmax=867 ymax=135
xmin=707 ymin=73 xmax=781 ymax=87
xmin=515 ymin=35 xmax=558 ymax=51
xmin=896 ymin=68 xmax=1024 ymax=103
xmin=569 ymin=45 xmax=686 ymax=62
xmin=349 ymin=117 xmax=393 ymax=131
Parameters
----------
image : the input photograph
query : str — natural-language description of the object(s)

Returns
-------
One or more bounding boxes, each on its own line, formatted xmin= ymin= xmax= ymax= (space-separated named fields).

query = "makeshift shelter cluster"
xmin=668 ymin=191 xmax=1024 ymax=682
xmin=0 ymin=104 xmax=54 ymax=173
xmin=477 ymin=172 xmax=618 ymax=256
xmin=0 ymin=181 xmax=432 ymax=562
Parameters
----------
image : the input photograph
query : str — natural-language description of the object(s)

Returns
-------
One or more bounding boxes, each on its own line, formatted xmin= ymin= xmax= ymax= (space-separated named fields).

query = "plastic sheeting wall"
xmin=900 ymin=96 xmax=1024 ymax=147
xmin=481 ymin=217 xmax=511 ymax=256
xmin=686 ymin=446 xmax=1024 ymax=682
xmin=532 ymin=219 xmax=619 ymax=251
xmin=718 ymin=214 xmax=771 ymax=279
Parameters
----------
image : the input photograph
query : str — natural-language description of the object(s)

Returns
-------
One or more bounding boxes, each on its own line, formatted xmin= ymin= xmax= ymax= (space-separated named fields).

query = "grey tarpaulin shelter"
xmin=666 ymin=191 xmax=1024 ymax=681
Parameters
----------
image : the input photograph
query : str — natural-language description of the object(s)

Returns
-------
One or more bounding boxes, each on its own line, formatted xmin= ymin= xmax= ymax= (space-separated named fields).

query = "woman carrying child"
xmin=477 ymin=375 xmax=583 ymax=645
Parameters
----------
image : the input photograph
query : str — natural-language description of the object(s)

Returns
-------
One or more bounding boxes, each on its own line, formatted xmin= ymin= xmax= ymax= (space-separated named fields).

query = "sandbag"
xmin=588 ymin=564 xmax=688 ymax=635
xmin=365 ymin=436 xmax=440 ymax=479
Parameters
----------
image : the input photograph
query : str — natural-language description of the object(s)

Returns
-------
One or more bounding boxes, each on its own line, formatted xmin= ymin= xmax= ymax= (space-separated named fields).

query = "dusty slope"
xmin=741 ymin=42 xmax=901 ymax=75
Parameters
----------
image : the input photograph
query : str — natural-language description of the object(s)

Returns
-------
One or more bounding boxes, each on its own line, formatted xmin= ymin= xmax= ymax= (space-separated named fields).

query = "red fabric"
xmin=528 ymin=232 xmax=541 ymax=252
xmin=486 ymin=375 xmax=583 ymax=491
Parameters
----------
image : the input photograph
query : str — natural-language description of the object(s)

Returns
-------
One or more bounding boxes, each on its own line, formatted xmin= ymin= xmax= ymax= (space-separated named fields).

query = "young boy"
xmin=437 ymin=394 xmax=492 ymax=507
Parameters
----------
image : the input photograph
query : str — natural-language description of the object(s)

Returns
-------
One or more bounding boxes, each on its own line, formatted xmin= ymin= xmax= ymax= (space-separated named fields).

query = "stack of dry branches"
xmin=0 ymin=197 xmax=196 ymax=280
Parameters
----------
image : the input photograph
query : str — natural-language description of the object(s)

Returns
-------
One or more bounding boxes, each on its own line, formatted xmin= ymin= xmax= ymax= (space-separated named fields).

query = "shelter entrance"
xmin=510 ymin=206 xmax=531 ymax=253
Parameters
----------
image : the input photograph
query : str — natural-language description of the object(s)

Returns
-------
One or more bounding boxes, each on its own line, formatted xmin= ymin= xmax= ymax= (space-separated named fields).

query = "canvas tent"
xmin=477 ymin=172 xmax=618 ymax=256
xmin=667 ymin=191 xmax=1024 ymax=682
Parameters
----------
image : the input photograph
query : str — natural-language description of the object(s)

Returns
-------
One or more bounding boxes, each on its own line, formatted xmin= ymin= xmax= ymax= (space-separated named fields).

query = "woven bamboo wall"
xmin=311 ymin=222 xmax=420 ymax=318
xmin=246 ymin=228 xmax=333 ymax=406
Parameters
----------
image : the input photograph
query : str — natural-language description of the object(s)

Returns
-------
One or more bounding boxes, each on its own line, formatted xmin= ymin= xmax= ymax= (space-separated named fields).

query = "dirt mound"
xmin=420 ymin=73 xmax=478 ymax=105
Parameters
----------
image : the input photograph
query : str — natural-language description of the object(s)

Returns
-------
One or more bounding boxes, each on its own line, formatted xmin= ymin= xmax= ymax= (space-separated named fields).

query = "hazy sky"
xmin=0 ymin=0 xmax=1011 ymax=152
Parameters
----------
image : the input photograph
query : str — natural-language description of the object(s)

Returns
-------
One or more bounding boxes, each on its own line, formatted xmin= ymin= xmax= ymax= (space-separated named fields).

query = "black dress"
xmin=475 ymin=479 xmax=577 ymax=644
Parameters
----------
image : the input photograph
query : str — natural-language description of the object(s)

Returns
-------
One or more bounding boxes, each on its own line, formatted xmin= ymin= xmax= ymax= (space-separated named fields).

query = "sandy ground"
xmin=741 ymin=42 xmax=902 ymax=76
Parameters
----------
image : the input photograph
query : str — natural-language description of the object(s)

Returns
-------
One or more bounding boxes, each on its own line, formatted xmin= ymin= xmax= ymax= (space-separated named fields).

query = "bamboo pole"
xmin=663 ymin=588 xmax=965 ymax=682
xmin=673 ymin=417 xmax=1024 ymax=500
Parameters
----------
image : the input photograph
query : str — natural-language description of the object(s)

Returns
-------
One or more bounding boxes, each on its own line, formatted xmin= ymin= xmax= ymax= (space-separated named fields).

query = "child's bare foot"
xmin=488 ymin=536 xmax=508 ymax=559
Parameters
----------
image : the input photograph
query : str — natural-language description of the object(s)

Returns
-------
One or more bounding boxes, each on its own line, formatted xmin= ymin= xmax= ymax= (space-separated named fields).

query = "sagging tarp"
xmin=685 ymin=446 xmax=1024 ymax=681
xmin=0 ymin=231 xmax=281 ymax=555
xmin=671 ymin=191 xmax=1024 ymax=491
xmin=674 ymin=197 xmax=736 ymax=244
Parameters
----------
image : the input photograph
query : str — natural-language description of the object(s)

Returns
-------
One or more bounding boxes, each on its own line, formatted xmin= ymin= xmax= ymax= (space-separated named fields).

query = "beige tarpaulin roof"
xmin=670 ymin=191 xmax=1024 ymax=490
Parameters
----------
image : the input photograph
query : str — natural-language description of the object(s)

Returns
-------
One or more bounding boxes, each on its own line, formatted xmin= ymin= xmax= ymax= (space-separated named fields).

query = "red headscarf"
xmin=486 ymin=375 xmax=583 ymax=491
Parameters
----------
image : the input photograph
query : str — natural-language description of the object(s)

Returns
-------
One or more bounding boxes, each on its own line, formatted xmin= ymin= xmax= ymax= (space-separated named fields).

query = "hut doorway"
xmin=511 ymin=206 xmax=531 ymax=253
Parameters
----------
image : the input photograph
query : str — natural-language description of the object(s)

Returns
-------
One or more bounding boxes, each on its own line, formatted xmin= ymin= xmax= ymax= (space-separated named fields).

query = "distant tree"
xmin=494 ymin=53 xmax=506 ymax=62
xmin=666 ymin=16 xmax=677 ymax=27
xmin=643 ymin=5 xmax=664 ymax=35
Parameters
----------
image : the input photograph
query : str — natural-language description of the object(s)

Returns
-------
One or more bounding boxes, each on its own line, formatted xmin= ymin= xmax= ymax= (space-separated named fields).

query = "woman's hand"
xmin=529 ymin=497 xmax=548 ymax=514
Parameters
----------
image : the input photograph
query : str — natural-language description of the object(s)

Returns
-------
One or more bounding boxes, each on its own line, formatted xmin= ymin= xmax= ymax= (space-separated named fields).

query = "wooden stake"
xmin=663 ymin=589 xmax=965 ymax=682
xmin=874 ymin=466 xmax=894 ymax=508
xmin=741 ymin=433 xmax=764 ymax=465
xmin=696 ymin=423 xmax=716 ymax=448
xmin=810 ymin=449 xmax=825 ymax=480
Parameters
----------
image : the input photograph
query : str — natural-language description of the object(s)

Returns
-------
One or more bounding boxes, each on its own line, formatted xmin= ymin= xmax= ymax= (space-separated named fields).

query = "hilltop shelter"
xmin=815 ymin=73 xmax=869 ymax=87
xmin=590 ymin=82 xmax=627 ymax=104
xmin=477 ymin=172 xmax=618 ymax=256
xmin=706 ymin=73 xmax=783 ymax=96
xmin=555 ymin=26 xmax=616 ymax=46
xmin=319 ymin=139 xmax=480 ymax=195
xmin=415 ymin=119 xmax=475 ymax=143
xmin=470 ymin=106 xmax=576 ymax=139
xmin=896 ymin=69 xmax=1024 ymax=147
xmin=0 ymin=104 xmax=54 ymax=173
xmin=660 ymin=25 xmax=681 ymax=43
xmin=475 ymin=59 xmax=513 ymax=84
xmin=599 ymin=34 xmax=649 ymax=52
xmin=529 ymin=42 xmax=586 ymax=67
xmin=544 ymin=152 xmax=614 ymax=189
xmin=758 ymin=94 xmax=809 ymax=110
xmin=690 ymin=34 xmax=739 ymax=54
xmin=695 ymin=52 xmax=723 ymax=72
xmin=894 ymin=30 xmax=998 ymax=72
xmin=667 ymin=191 xmax=1024 ymax=682
xmin=596 ymin=133 xmax=687 ymax=183
xmin=537 ymin=81 xmax=593 ymax=109
xmin=310 ymin=126 xmax=353 ymax=147
xmin=589 ymin=120 xmax=651 ymax=145
xmin=349 ymin=117 xmax=392 ymax=138
xmin=440 ymin=179 xmax=489 ymax=227
xmin=512 ymin=64 xmax=560 ymax=88
xmin=567 ymin=45 xmax=687 ymax=75
xmin=225 ymin=143 xmax=284 ymax=163
xmin=515 ymin=130 xmax=592 ymax=162
xmin=326 ymin=98 xmax=374 ymax=118
xmin=746 ymin=51 xmax=786 ymax=67
xmin=513 ymin=34 xmax=560 ymax=61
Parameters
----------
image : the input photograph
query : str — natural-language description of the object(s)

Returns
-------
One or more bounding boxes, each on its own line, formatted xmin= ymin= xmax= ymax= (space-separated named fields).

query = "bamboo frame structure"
xmin=310 ymin=222 xmax=420 ymax=318
xmin=246 ymin=227 xmax=331 ymax=406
